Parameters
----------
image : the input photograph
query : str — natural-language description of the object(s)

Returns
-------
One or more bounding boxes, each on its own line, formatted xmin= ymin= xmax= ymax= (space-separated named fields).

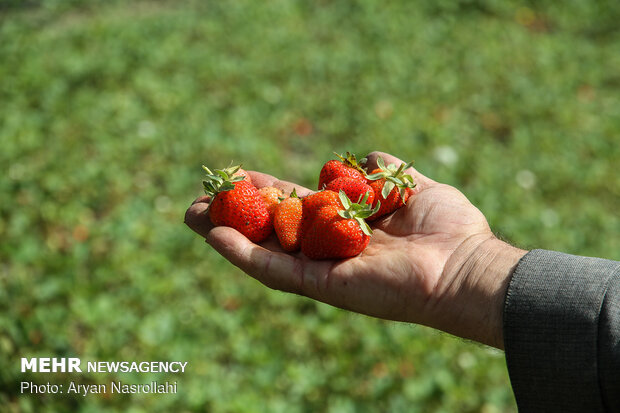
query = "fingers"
xmin=205 ymin=225 xmax=327 ymax=295
xmin=185 ymin=192 xmax=309 ymax=293
xmin=247 ymin=171 xmax=313 ymax=197
xmin=191 ymin=195 xmax=211 ymax=206
xmin=365 ymin=151 xmax=435 ymax=191
xmin=184 ymin=197 xmax=213 ymax=238
xmin=186 ymin=167 xmax=335 ymax=302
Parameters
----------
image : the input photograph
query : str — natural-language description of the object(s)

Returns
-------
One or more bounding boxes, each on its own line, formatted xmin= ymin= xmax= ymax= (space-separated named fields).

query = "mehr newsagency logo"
xmin=20 ymin=357 xmax=187 ymax=396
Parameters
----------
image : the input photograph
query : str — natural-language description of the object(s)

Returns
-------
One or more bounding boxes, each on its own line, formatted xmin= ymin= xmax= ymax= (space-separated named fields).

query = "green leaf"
xmin=356 ymin=217 xmax=373 ymax=236
xmin=220 ymin=181 xmax=236 ymax=192
xmin=394 ymin=162 xmax=405 ymax=176
xmin=382 ymin=181 xmax=395 ymax=199
xmin=377 ymin=156 xmax=386 ymax=170
xmin=371 ymin=200 xmax=381 ymax=216
xmin=358 ymin=191 xmax=370 ymax=205
xmin=338 ymin=190 xmax=352 ymax=209
xmin=227 ymin=164 xmax=242 ymax=175
xmin=399 ymin=186 xmax=407 ymax=200
xmin=215 ymin=169 xmax=229 ymax=179
xmin=365 ymin=172 xmax=384 ymax=181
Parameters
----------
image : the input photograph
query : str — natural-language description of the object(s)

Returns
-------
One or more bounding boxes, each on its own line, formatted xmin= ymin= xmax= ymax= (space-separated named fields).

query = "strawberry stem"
xmin=337 ymin=190 xmax=380 ymax=236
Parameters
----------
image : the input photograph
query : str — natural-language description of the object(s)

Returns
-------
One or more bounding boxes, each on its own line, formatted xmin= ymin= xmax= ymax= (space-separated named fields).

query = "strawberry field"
xmin=1 ymin=0 xmax=619 ymax=411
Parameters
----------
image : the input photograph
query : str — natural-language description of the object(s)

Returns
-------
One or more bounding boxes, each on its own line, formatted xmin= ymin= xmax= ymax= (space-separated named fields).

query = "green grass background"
xmin=1 ymin=0 xmax=619 ymax=411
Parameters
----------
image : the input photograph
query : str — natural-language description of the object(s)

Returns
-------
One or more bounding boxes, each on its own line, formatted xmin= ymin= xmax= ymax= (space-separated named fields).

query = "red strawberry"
xmin=258 ymin=186 xmax=285 ymax=220
xmin=301 ymin=190 xmax=379 ymax=260
xmin=318 ymin=152 xmax=367 ymax=189
xmin=273 ymin=189 xmax=303 ymax=251
xmin=202 ymin=164 xmax=273 ymax=242
xmin=325 ymin=176 xmax=375 ymax=206
xmin=300 ymin=189 xmax=340 ymax=235
xmin=366 ymin=157 xmax=416 ymax=221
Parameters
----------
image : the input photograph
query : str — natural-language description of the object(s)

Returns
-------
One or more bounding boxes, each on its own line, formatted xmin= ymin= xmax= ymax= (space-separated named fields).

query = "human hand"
xmin=185 ymin=151 xmax=527 ymax=349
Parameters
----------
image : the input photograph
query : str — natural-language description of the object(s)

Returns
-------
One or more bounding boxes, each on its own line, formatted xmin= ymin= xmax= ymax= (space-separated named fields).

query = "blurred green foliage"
xmin=1 ymin=0 xmax=619 ymax=411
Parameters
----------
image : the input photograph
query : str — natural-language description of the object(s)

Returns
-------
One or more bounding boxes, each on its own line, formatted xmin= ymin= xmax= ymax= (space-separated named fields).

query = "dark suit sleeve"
xmin=503 ymin=249 xmax=620 ymax=412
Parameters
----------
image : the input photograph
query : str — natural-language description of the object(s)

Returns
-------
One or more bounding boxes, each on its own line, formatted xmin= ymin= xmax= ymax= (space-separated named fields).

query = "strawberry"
xmin=258 ymin=186 xmax=285 ymax=220
xmin=202 ymin=164 xmax=273 ymax=242
xmin=300 ymin=189 xmax=341 ymax=235
xmin=325 ymin=176 xmax=375 ymax=206
xmin=301 ymin=190 xmax=379 ymax=260
xmin=366 ymin=157 xmax=416 ymax=221
xmin=273 ymin=188 xmax=303 ymax=251
xmin=318 ymin=152 xmax=368 ymax=189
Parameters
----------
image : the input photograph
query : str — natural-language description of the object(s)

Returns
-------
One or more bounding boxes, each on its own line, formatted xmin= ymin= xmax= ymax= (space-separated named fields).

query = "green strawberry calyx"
xmin=365 ymin=157 xmax=417 ymax=200
xmin=334 ymin=151 xmax=367 ymax=175
xmin=202 ymin=163 xmax=245 ymax=196
xmin=279 ymin=187 xmax=299 ymax=202
xmin=337 ymin=190 xmax=380 ymax=236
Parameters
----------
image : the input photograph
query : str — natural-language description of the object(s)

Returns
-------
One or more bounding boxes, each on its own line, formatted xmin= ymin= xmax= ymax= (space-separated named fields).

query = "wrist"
xmin=433 ymin=234 xmax=527 ymax=349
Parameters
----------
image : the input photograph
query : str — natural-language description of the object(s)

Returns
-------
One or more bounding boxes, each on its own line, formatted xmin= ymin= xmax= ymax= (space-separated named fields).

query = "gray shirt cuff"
xmin=503 ymin=249 xmax=620 ymax=412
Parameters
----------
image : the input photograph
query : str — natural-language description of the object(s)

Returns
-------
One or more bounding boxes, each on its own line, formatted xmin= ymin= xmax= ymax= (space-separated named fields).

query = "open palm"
xmin=185 ymin=151 xmax=506 ymax=347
